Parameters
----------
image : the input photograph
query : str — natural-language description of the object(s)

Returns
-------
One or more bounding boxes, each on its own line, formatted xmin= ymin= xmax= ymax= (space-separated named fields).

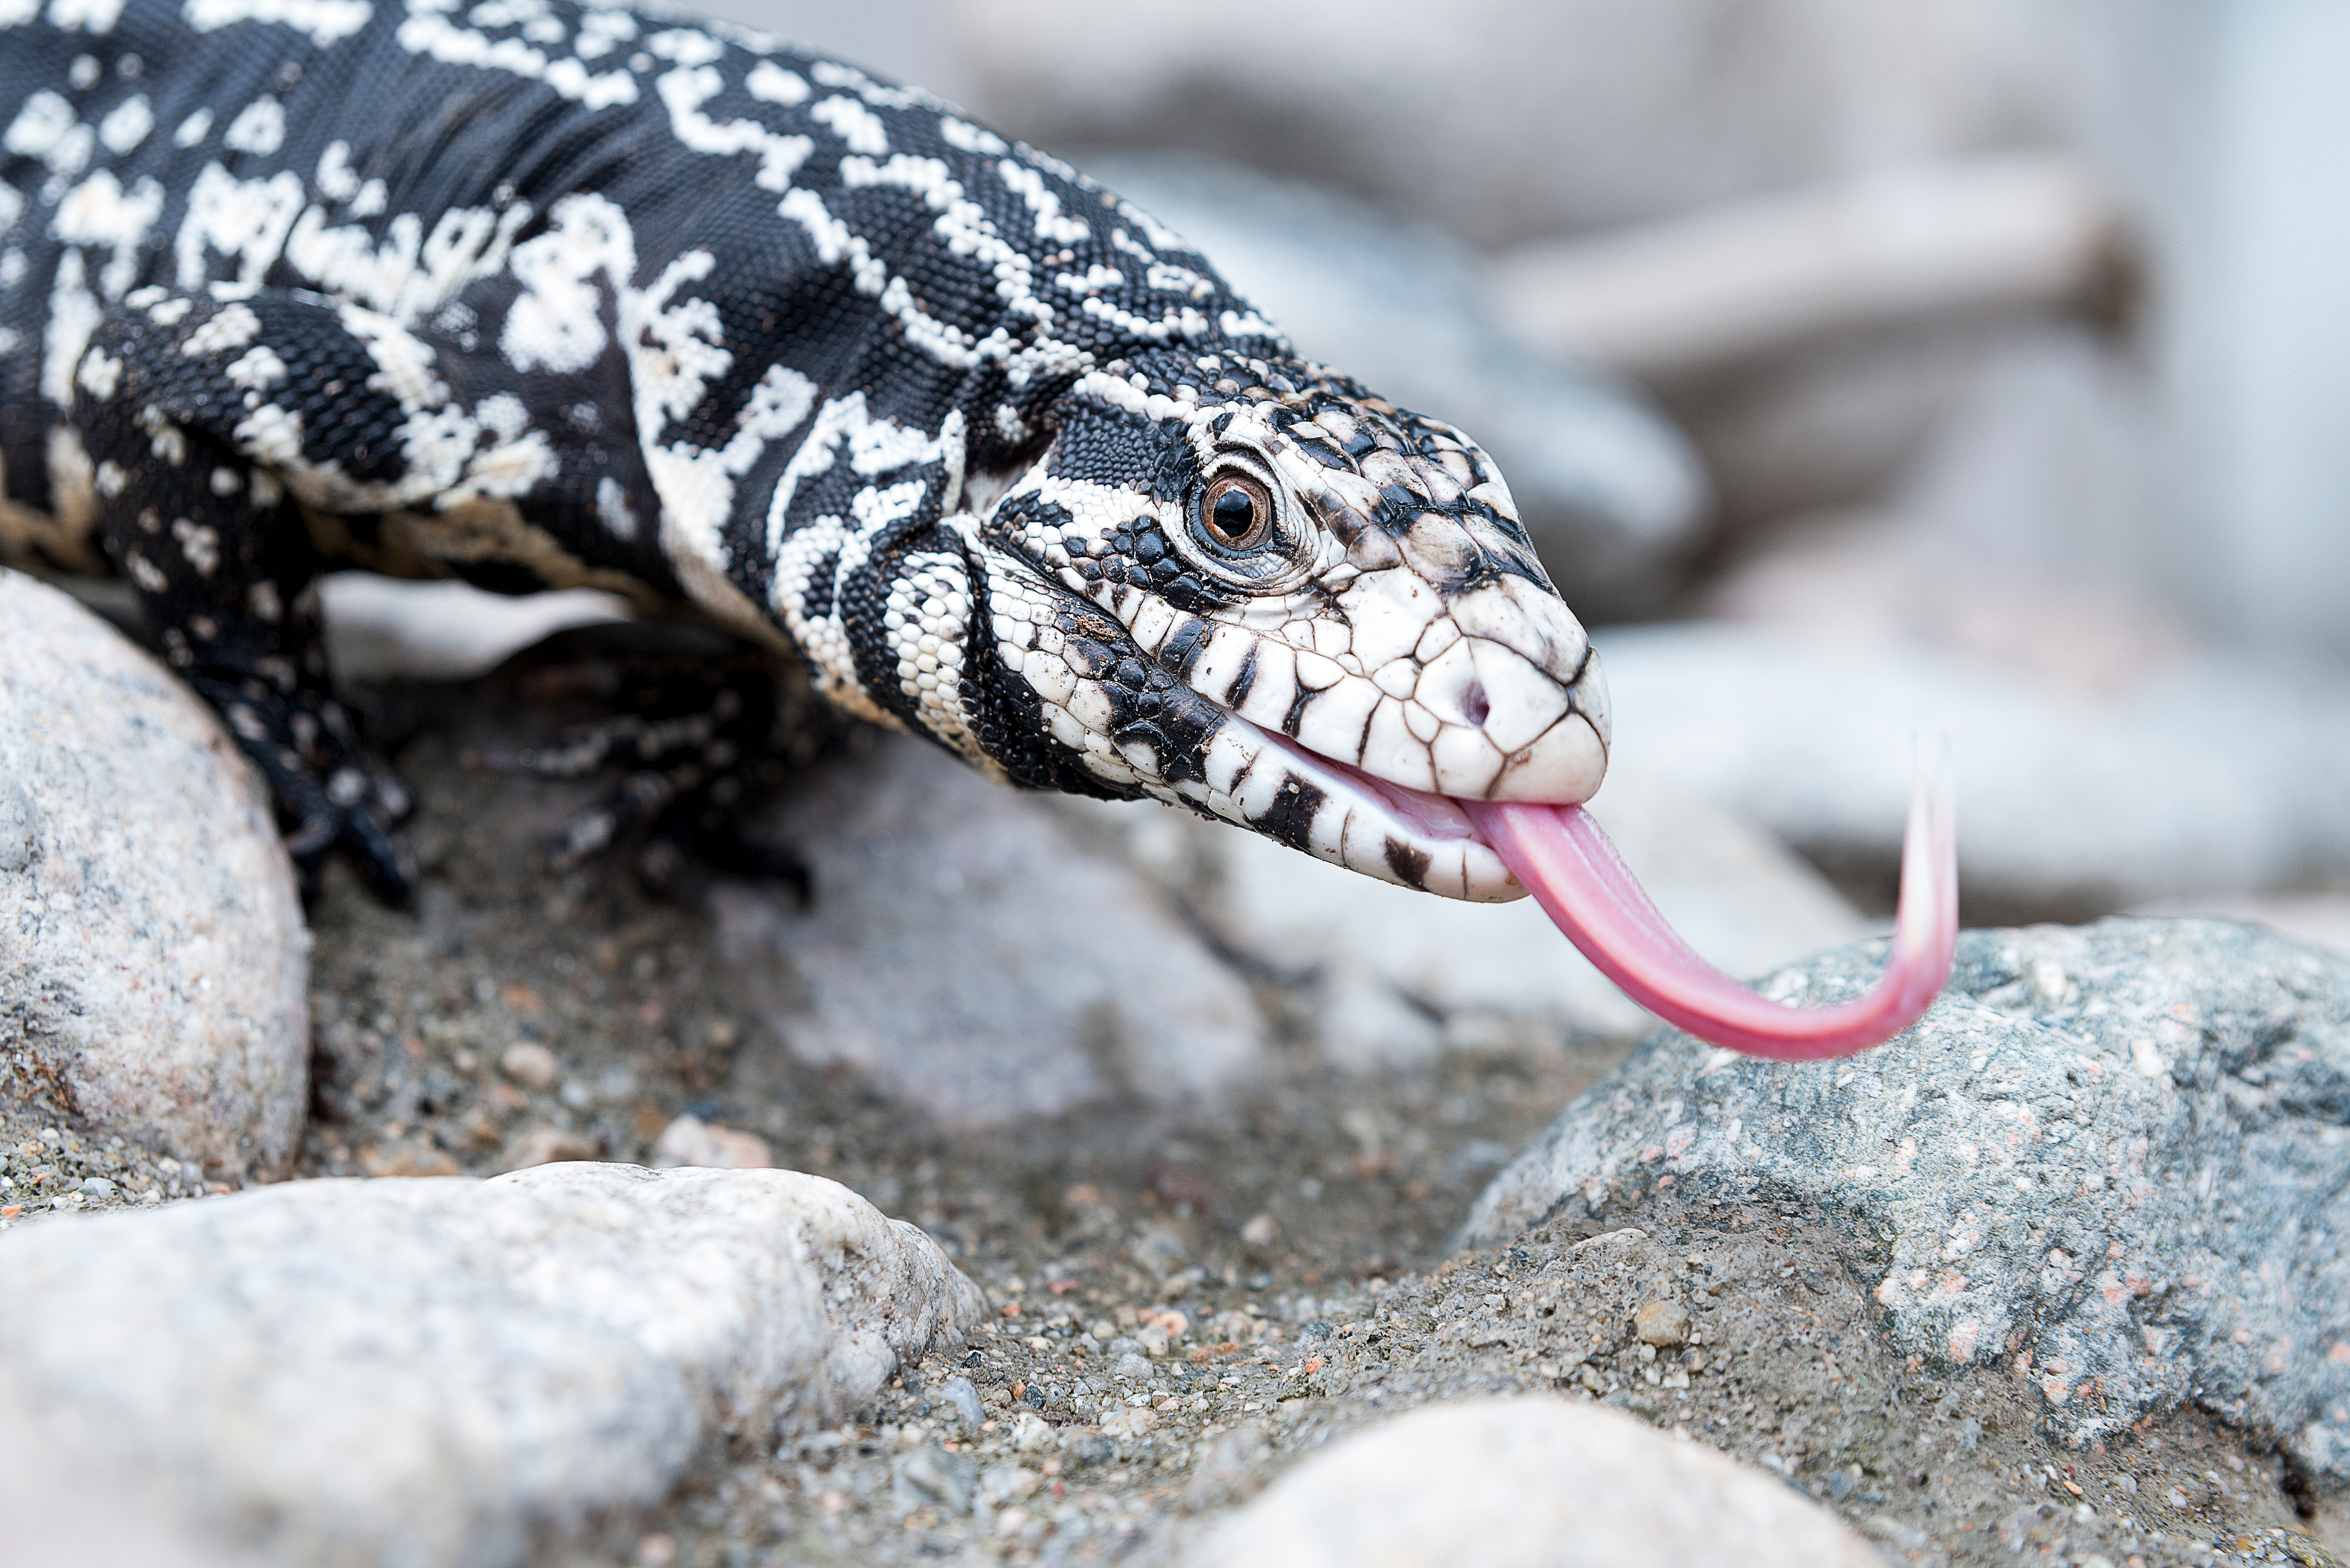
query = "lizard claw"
xmin=195 ymin=675 xmax=414 ymax=905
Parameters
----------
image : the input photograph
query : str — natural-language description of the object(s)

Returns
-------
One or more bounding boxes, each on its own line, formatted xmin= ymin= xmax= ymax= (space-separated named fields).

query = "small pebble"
xmin=498 ymin=1127 xmax=599 ymax=1171
xmin=650 ymin=1114 xmax=773 ymax=1170
xmin=1240 ymin=1213 xmax=1280 ymax=1247
xmin=938 ymin=1375 xmax=985 ymax=1430
xmin=892 ymin=1445 xmax=978 ymax=1515
xmin=1100 ymin=1405 xmax=1157 ymax=1438
xmin=1114 ymin=1352 xmax=1153 ymax=1381
xmin=359 ymin=1139 xmax=461 ymax=1179
xmin=1634 ymin=1299 xmax=1690 ymax=1346
xmin=500 ymin=1042 xmax=562 ymax=1092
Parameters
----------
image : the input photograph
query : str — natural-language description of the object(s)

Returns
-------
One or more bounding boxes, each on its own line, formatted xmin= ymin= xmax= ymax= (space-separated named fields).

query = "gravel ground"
xmin=5 ymin=656 xmax=2344 ymax=1568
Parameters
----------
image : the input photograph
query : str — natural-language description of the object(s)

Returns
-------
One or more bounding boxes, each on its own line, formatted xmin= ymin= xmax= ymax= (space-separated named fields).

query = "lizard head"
xmin=963 ymin=349 xmax=1608 ymax=901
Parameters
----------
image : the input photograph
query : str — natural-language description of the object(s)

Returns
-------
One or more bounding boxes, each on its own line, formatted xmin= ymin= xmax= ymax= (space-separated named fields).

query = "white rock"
xmin=316 ymin=573 xmax=631 ymax=683
xmin=1179 ymin=1395 xmax=1886 ymax=1568
xmin=0 ymin=1164 xmax=985 ymax=1567
xmin=716 ymin=734 xmax=1269 ymax=1126
xmin=1491 ymin=156 xmax=2120 ymax=382
xmin=1109 ymin=775 xmax=1867 ymax=1056
xmin=0 ymin=569 xmax=308 ymax=1178
xmin=0 ymin=1376 xmax=233 ymax=1568
xmin=651 ymin=1113 xmax=775 ymax=1169
xmin=1595 ymin=621 xmax=2350 ymax=919
xmin=1697 ymin=508 xmax=2192 ymax=699
xmin=949 ymin=0 xmax=2054 ymax=251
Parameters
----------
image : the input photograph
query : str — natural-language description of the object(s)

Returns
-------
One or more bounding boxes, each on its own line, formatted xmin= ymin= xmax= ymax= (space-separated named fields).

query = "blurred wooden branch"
xmin=1487 ymin=155 xmax=2130 ymax=381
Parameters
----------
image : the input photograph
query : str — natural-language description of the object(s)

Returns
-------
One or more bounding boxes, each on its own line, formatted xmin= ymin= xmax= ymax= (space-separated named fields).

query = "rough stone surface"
xmin=1181 ymin=1396 xmax=1887 ymax=1568
xmin=28 ymin=671 xmax=2332 ymax=1568
xmin=714 ymin=733 xmax=1269 ymax=1127
xmin=0 ymin=1381 xmax=232 ymax=1568
xmin=0 ymin=569 xmax=308 ymax=1179
xmin=2131 ymin=894 xmax=2350 ymax=962
xmin=0 ymin=1163 xmax=986 ymax=1567
xmin=1595 ymin=622 xmax=2350 ymax=922
xmin=1081 ymin=774 xmax=1868 ymax=1058
xmin=1466 ymin=919 xmax=2350 ymax=1478
xmin=1075 ymin=152 xmax=1710 ymax=617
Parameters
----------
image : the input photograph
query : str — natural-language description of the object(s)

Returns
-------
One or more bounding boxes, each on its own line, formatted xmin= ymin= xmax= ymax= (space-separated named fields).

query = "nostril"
xmin=1460 ymin=680 xmax=1489 ymax=728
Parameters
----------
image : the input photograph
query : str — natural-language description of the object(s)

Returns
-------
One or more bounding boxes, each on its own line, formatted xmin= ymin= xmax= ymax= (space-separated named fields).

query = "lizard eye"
xmin=1198 ymin=472 xmax=1275 ymax=551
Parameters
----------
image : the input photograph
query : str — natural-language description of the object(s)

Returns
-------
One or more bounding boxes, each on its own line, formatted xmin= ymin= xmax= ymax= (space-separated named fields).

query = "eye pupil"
xmin=1203 ymin=474 xmax=1272 ymax=548
xmin=1211 ymin=486 xmax=1258 ymax=541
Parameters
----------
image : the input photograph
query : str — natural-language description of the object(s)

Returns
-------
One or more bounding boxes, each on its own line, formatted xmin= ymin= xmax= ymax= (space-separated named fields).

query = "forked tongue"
xmin=1461 ymin=744 xmax=1958 ymax=1061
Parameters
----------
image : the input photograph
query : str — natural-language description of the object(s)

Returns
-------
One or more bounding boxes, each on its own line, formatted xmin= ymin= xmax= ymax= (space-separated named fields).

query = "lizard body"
xmin=2 ymin=0 xmax=1608 ymax=901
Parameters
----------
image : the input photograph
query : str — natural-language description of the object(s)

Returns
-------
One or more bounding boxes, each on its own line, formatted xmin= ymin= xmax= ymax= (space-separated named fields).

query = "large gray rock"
xmin=1074 ymin=153 xmax=1710 ymax=617
xmin=1465 ymin=919 xmax=2350 ymax=1478
xmin=1179 ymin=1395 xmax=1886 ymax=1568
xmin=0 ymin=1163 xmax=986 ymax=1567
xmin=716 ymin=733 xmax=1270 ymax=1127
xmin=1078 ymin=777 xmax=1868 ymax=1062
xmin=947 ymin=0 xmax=2056 ymax=252
xmin=0 ymin=569 xmax=308 ymax=1180
xmin=1594 ymin=621 xmax=2350 ymax=922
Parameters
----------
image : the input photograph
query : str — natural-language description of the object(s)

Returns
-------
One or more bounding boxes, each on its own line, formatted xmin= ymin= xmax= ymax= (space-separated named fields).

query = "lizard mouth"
xmin=1244 ymin=716 xmax=1961 ymax=1061
xmin=1197 ymin=711 xmax=1521 ymax=900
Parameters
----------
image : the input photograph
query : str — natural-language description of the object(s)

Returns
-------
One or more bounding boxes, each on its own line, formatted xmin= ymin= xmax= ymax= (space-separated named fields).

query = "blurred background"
xmin=656 ymin=0 xmax=2350 ymax=940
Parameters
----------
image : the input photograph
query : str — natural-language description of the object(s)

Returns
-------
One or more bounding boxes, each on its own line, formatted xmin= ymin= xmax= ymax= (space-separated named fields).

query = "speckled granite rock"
xmin=714 ymin=732 xmax=1269 ymax=1127
xmin=0 ymin=1163 xmax=986 ymax=1567
xmin=1466 ymin=919 xmax=2350 ymax=1477
xmin=1180 ymin=1396 xmax=1887 ymax=1568
xmin=0 ymin=569 xmax=308 ymax=1180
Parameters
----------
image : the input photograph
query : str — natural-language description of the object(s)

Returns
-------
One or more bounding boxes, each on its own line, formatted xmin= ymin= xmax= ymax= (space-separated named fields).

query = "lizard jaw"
xmin=1212 ymin=709 xmax=1959 ymax=1061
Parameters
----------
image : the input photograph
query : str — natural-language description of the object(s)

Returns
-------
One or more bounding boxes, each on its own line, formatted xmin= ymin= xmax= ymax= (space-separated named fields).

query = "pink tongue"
xmin=1460 ymin=760 xmax=1957 ymax=1060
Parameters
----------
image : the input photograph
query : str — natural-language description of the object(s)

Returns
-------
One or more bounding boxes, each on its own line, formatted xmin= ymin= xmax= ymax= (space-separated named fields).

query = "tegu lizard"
xmin=0 ymin=0 xmax=1954 ymax=1057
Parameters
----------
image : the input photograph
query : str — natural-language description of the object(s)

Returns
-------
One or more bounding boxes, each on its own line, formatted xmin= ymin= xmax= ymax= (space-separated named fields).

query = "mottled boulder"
xmin=0 ymin=1163 xmax=986 ymax=1567
xmin=0 ymin=569 xmax=308 ymax=1179
xmin=716 ymin=733 xmax=1269 ymax=1127
xmin=1466 ymin=919 xmax=2350 ymax=1478
xmin=1180 ymin=1396 xmax=1887 ymax=1568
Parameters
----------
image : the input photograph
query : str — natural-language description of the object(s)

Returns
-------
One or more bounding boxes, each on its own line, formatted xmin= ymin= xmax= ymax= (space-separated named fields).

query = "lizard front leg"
xmin=66 ymin=286 xmax=561 ymax=900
